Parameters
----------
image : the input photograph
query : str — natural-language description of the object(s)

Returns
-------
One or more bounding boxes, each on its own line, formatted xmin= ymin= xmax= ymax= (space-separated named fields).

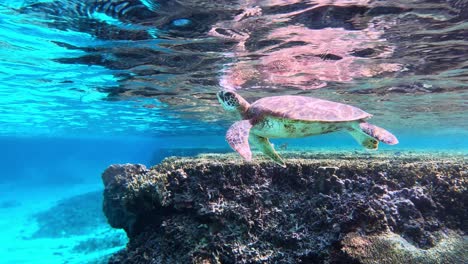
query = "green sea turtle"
xmin=217 ymin=91 xmax=398 ymax=167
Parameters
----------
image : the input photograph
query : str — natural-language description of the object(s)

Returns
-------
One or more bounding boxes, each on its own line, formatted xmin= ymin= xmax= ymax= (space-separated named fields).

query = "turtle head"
xmin=217 ymin=90 xmax=250 ymax=116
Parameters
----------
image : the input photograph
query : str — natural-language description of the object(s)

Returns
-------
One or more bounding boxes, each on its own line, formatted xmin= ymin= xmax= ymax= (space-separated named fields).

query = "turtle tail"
xmin=359 ymin=122 xmax=399 ymax=145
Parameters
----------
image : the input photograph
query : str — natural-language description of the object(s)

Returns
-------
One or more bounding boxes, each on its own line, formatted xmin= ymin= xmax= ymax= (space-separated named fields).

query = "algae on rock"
xmin=342 ymin=231 xmax=467 ymax=264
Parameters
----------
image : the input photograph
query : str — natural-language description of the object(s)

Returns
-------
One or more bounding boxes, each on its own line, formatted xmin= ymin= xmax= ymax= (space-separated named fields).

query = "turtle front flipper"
xmin=226 ymin=120 xmax=253 ymax=161
xmin=250 ymin=135 xmax=286 ymax=167
xmin=359 ymin=122 xmax=399 ymax=145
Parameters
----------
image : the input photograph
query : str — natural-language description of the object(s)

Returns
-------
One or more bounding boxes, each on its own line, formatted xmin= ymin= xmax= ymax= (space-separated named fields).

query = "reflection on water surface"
xmin=0 ymin=0 xmax=466 ymax=136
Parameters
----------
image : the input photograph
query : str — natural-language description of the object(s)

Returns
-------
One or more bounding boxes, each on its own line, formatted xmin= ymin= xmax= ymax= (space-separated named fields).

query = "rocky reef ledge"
xmin=102 ymin=152 xmax=467 ymax=264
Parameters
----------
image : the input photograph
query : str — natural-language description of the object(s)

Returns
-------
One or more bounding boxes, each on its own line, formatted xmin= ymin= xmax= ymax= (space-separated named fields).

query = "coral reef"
xmin=28 ymin=190 xmax=127 ymax=263
xmin=102 ymin=152 xmax=467 ymax=263
xmin=150 ymin=148 xmax=229 ymax=164
xmin=31 ymin=191 xmax=107 ymax=238
xmin=72 ymin=229 xmax=128 ymax=254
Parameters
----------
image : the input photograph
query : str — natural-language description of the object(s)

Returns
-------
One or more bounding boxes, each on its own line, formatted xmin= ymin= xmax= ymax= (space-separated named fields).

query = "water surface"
xmin=0 ymin=0 xmax=466 ymax=137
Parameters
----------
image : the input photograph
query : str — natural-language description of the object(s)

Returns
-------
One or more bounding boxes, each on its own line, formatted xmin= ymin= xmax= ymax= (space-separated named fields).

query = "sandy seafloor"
xmin=0 ymin=182 xmax=126 ymax=264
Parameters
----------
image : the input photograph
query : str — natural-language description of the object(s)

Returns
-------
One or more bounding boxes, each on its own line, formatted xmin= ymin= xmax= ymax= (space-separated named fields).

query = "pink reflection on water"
xmin=212 ymin=1 xmax=402 ymax=90
xmin=258 ymin=0 xmax=371 ymax=5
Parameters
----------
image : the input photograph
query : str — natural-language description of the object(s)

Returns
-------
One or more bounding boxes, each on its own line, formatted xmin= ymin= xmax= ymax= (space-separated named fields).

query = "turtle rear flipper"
xmin=226 ymin=120 xmax=253 ymax=162
xmin=359 ymin=122 xmax=399 ymax=145
xmin=250 ymin=135 xmax=286 ymax=167
xmin=349 ymin=129 xmax=379 ymax=150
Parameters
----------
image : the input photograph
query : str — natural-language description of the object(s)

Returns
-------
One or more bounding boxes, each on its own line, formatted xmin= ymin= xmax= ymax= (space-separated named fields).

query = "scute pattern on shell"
xmin=248 ymin=95 xmax=371 ymax=122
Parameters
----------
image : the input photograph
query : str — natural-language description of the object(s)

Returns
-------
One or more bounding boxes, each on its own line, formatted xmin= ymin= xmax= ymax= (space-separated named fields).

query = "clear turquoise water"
xmin=0 ymin=0 xmax=467 ymax=263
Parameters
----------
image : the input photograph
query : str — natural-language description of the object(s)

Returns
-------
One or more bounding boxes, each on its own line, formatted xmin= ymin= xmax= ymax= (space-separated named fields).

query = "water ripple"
xmin=0 ymin=0 xmax=466 ymax=136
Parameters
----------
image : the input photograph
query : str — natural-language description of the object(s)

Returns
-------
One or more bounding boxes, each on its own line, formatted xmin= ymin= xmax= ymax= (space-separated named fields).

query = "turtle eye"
xmin=225 ymin=92 xmax=237 ymax=105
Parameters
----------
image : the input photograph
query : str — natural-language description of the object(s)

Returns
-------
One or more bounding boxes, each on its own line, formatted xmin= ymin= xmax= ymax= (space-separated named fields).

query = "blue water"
xmin=0 ymin=0 xmax=467 ymax=263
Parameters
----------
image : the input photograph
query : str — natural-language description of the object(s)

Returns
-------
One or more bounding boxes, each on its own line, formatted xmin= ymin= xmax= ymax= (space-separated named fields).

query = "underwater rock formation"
xmin=102 ymin=152 xmax=467 ymax=263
